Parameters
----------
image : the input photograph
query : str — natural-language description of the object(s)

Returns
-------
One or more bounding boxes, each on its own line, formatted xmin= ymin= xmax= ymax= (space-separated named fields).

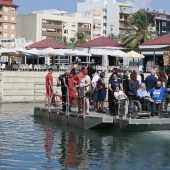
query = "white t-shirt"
xmin=114 ymin=90 xmax=127 ymax=100
xmin=92 ymin=74 xmax=100 ymax=86
xmin=137 ymin=74 xmax=142 ymax=84
xmin=80 ymin=75 xmax=91 ymax=87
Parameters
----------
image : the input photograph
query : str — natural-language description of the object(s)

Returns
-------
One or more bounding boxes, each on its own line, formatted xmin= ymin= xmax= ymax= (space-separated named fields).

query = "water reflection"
xmin=1 ymin=103 xmax=170 ymax=169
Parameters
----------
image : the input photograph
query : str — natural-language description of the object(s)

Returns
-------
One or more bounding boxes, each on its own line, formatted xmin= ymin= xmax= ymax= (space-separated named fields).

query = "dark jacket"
xmin=123 ymin=75 xmax=129 ymax=94
xmin=128 ymin=79 xmax=139 ymax=96
xmin=145 ymin=75 xmax=157 ymax=91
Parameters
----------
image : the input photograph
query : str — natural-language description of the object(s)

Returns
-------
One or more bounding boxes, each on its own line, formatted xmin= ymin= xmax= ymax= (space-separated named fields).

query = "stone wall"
xmin=1 ymin=71 xmax=60 ymax=103
xmin=1 ymin=71 xmax=112 ymax=103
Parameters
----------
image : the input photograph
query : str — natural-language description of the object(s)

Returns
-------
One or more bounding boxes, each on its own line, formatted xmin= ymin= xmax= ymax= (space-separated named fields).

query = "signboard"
xmin=0 ymin=38 xmax=25 ymax=47
xmin=163 ymin=52 xmax=170 ymax=66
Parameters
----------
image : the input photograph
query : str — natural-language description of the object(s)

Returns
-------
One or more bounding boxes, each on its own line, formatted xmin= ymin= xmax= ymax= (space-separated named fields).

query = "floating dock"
xmin=34 ymin=107 xmax=170 ymax=131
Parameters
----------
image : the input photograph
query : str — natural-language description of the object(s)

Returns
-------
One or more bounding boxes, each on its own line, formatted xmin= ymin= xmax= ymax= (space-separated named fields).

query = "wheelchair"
xmin=127 ymin=97 xmax=151 ymax=119
xmin=109 ymin=96 xmax=129 ymax=117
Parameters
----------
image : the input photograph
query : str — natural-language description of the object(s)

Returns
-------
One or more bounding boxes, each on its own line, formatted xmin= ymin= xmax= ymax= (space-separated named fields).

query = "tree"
xmin=122 ymin=10 xmax=158 ymax=48
xmin=69 ymin=37 xmax=77 ymax=48
xmin=53 ymin=36 xmax=68 ymax=46
xmin=108 ymin=33 xmax=124 ymax=43
xmin=75 ymin=32 xmax=86 ymax=45
xmin=108 ymin=33 xmax=117 ymax=40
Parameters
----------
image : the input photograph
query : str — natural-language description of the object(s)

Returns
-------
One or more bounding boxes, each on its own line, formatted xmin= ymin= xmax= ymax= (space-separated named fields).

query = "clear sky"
xmin=13 ymin=0 xmax=170 ymax=15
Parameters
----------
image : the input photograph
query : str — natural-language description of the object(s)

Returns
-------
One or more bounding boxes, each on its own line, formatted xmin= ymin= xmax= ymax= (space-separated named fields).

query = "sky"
xmin=13 ymin=0 xmax=170 ymax=15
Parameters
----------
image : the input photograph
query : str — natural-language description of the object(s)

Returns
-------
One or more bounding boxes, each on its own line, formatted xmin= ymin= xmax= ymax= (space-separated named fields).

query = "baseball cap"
xmin=82 ymin=69 xmax=88 ymax=75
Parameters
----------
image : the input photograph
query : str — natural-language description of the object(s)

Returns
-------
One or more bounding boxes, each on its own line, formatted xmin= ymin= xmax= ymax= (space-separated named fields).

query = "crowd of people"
xmin=45 ymin=66 xmax=170 ymax=116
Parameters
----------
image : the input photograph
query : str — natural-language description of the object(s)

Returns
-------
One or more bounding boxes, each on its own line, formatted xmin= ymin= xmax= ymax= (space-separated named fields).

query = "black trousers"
xmin=108 ymin=91 xmax=117 ymax=115
xmin=61 ymin=86 xmax=67 ymax=110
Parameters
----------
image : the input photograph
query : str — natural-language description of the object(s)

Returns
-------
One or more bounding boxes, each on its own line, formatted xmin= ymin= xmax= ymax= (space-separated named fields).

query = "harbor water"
xmin=1 ymin=103 xmax=170 ymax=170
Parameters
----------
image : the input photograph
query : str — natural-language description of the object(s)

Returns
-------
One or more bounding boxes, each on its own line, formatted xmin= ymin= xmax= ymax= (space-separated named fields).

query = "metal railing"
xmin=34 ymin=83 xmax=87 ymax=115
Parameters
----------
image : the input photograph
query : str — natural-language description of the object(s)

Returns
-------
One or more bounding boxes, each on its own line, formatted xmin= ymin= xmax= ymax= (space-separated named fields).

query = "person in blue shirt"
xmin=108 ymin=73 xmax=123 ymax=115
xmin=149 ymin=81 xmax=169 ymax=101
xmin=149 ymin=81 xmax=170 ymax=115
xmin=137 ymin=83 xmax=150 ymax=98
xmin=137 ymin=83 xmax=155 ymax=115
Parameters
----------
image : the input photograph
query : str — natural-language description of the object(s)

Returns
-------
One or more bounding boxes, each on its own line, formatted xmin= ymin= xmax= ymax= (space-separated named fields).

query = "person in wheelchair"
xmin=149 ymin=81 xmax=170 ymax=115
xmin=111 ymin=87 xmax=128 ymax=116
xmin=136 ymin=83 xmax=155 ymax=115
xmin=114 ymin=86 xmax=127 ymax=100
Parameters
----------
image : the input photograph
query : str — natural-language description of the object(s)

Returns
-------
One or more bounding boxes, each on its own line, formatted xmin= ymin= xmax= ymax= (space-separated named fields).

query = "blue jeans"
xmin=92 ymin=90 xmax=98 ymax=110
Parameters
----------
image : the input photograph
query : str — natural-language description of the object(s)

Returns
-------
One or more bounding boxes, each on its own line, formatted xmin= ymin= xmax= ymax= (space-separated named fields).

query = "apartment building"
xmin=16 ymin=9 xmax=93 ymax=43
xmin=81 ymin=11 xmax=103 ymax=39
xmin=143 ymin=9 xmax=170 ymax=35
xmin=77 ymin=0 xmax=132 ymax=36
xmin=0 ymin=0 xmax=18 ymax=48
xmin=119 ymin=2 xmax=132 ymax=34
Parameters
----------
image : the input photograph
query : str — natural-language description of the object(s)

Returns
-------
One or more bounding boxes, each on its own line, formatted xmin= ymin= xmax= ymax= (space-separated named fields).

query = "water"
xmin=1 ymin=103 xmax=170 ymax=170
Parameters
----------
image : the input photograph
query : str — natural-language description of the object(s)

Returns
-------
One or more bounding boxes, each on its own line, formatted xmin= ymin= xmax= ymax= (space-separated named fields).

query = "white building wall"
xmin=106 ymin=0 xmax=119 ymax=35
xmin=17 ymin=14 xmax=38 ymax=43
xmin=77 ymin=0 xmax=120 ymax=36
xmin=17 ymin=12 xmax=92 ymax=43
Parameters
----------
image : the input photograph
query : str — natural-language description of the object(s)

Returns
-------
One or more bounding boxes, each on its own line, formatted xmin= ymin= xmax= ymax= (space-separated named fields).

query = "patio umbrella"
xmin=122 ymin=50 xmax=145 ymax=58
xmin=90 ymin=49 xmax=113 ymax=55
xmin=41 ymin=48 xmax=65 ymax=56
xmin=110 ymin=50 xmax=125 ymax=57
xmin=64 ymin=49 xmax=91 ymax=56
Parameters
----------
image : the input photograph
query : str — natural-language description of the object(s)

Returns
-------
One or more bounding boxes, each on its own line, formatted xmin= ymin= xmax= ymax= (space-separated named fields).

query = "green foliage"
xmin=108 ymin=33 xmax=124 ymax=43
xmin=122 ymin=10 xmax=158 ymax=48
xmin=53 ymin=32 xmax=86 ymax=48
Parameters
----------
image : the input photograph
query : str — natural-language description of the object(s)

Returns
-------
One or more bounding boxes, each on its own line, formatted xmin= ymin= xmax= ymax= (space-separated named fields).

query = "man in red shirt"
xmin=45 ymin=68 xmax=53 ymax=105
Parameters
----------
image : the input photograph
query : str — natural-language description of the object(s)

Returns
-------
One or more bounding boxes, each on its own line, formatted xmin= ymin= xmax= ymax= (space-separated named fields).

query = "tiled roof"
xmin=141 ymin=34 xmax=170 ymax=46
xmin=27 ymin=39 xmax=68 ymax=49
xmin=77 ymin=36 xmax=124 ymax=48
xmin=0 ymin=0 xmax=18 ymax=7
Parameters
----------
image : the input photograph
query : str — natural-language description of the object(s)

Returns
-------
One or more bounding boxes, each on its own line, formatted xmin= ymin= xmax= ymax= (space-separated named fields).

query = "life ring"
xmin=53 ymin=94 xmax=62 ymax=107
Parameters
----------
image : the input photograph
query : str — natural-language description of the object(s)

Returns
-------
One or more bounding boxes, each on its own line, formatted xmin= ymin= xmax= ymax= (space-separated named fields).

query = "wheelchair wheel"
xmin=128 ymin=100 xmax=142 ymax=113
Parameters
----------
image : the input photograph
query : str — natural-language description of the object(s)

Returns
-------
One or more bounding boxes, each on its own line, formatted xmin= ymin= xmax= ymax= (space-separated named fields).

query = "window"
xmin=11 ymin=34 xmax=14 ymax=38
xmin=3 ymin=33 xmax=7 ymax=38
xmin=11 ymin=25 xmax=14 ymax=30
xmin=71 ymin=30 xmax=76 ymax=33
xmin=11 ymin=17 xmax=15 ymax=21
xmin=4 ymin=16 xmax=8 ymax=21
xmin=4 ymin=25 xmax=8 ymax=29
xmin=64 ymin=30 xmax=68 ymax=34
xmin=162 ymin=22 xmax=167 ymax=27
xmin=11 ymin=8 xmax=15 ymax=12
xmin=71 ymin=23 xmax=76 ymax=27
xmin=120 ymin=15 xmax=123 ymax=19
xmin=4 ymin=7 xmax=8 ymax=12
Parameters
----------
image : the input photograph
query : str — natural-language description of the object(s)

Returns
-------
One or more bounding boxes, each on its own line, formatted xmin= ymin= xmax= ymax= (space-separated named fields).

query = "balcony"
xmin=119 ymin=19 xmax=128 ymax=22
xmin=85 ymin=35 xmax=91 ymax=39
xmin=119 ymin=7 xmax=132 ymax=14
xmin=78 ymin=27 xmax=91 ymax=32
xmin=119 ymin=26 xmax=131 ymax=30
xmin=42 ymin=31 xmax=62 ymax=37
xmin=42 ymin=24 xmax=62 ymax=29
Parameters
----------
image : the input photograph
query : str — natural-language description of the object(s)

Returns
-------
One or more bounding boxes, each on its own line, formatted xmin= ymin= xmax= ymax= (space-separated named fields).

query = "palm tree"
xmin=108 ymin=33 xmax=124 ymax=43
xmin=69 ymin=37 xmax=77 ymax=48
xmin=75 ymin=32 xmax=86 ymax=45
xmin=107 ymin=33 xmax=117 ymax=40
xmin=53 ymin=36 xmax=68 ymax=46
xmin=122 ymin=10 xmax=158 ymax=48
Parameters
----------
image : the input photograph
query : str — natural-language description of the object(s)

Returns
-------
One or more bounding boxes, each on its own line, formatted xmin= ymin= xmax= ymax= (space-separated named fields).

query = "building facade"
xmin=145 ymin=9 xmax=170 ymax=35
xmin=0 ymin=0 xmax=18 ymax=48
xmin=17 ymin=10 xmax=93 ymax=43
xmin=77 ymin=0 xmax=132 ymax=36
